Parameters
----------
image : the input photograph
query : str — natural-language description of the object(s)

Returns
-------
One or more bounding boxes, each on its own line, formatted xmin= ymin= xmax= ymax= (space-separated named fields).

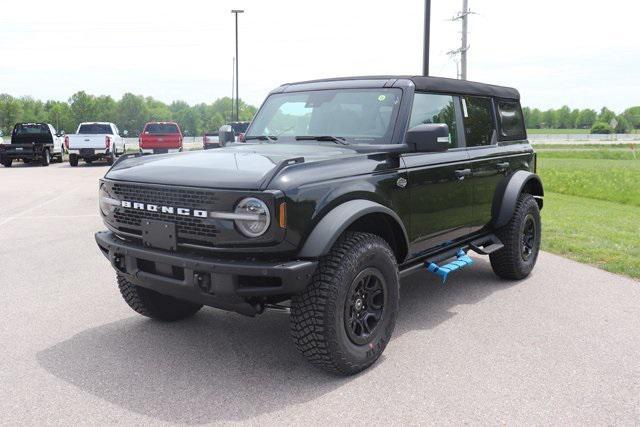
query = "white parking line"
xmin=0 ymin=189 xmax=80 ymax=227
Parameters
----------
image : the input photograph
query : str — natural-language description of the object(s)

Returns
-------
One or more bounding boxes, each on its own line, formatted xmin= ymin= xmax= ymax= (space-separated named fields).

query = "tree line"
xmin=523 ymin=106 xmax=640 ymax=134
xmin=0 ymin=92 xmax=257 ymax=137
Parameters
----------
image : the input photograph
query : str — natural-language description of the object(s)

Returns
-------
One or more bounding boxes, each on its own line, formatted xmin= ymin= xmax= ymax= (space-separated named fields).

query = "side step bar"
xmin=426 ymin=249 xmax=473 ymax=283
xmin=398 ymin=234 xmax=504 ymax=279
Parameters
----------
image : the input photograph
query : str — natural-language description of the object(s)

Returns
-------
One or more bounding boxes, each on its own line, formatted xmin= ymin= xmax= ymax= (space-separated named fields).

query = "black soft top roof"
xmin=279 ymin=75 xmax=520 ymax=100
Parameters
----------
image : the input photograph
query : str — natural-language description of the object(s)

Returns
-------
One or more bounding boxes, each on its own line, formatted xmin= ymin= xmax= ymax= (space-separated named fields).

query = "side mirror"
xmin=406 ymin=124 xmax=450 ymax=153
xmin=219 ymin=125 xmax=235 ymax=145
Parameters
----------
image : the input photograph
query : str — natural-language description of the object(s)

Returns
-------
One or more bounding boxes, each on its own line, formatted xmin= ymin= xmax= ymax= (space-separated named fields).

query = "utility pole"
xmin=231 ymin=10 xmax=244 ymax=122
xmin=460 ymin=0 xmax=468 ymax=80
xmin=423 ymin=0 xmax=431 ymax=76
xmin=231 ymin=57 xmax=235 ymax=122
xmin=448 ymin=0 xmax=472 ymax=80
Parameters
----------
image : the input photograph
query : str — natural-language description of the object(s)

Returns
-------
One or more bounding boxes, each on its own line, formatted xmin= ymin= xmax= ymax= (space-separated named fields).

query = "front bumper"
xmin=95 ymin=230 xmax=317 ymax=315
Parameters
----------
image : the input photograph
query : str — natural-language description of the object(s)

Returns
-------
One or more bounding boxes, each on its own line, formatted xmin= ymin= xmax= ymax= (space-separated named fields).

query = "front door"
xmin=403 ymin=93 xmax=474 ymax=257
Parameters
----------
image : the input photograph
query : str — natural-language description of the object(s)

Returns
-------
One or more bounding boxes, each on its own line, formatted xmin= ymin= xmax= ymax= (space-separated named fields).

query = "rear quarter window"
xmin=496 ymin=100 xmax=526 ymax=140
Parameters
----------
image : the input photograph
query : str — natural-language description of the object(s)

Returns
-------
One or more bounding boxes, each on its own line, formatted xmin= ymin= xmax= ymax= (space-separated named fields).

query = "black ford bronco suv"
xmin=95 ymin=76 xmax=543 ymax=375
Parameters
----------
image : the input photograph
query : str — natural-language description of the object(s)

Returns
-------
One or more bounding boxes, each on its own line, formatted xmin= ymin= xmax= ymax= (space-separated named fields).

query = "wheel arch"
xmin=492 ymin=170 xmax=544 ymax=229
xmin=298 ymin=199 xmax=409 ymax=263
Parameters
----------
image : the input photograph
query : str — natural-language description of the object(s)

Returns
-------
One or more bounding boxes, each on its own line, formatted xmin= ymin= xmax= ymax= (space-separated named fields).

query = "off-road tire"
xmin=41 ymin=149 xmax=50 ymax=166
xmin=290 ymin=232 xmax=399 ymax=375
xmin=106 ymin=155 xmax=114 ymax=165
xmin=490 ymin=193 xmax=541 ymax=280
xmin=2 ymin=158 xmax=12 ymax=167
xmin=69 ymin=154 xmax=78 ymax=167
xmin=117 ymin=275 xmax=203 ymax=321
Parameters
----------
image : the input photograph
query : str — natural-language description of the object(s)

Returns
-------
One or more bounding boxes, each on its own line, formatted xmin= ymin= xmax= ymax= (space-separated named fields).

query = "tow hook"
xmin=194 ymin=272 xmax=212 ymax=293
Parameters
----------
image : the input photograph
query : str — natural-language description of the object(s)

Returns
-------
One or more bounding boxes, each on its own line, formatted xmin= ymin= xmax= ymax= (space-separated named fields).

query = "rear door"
xmin=462 ymin=96 xmax=531 ymax=232
xmin=402 ymin=92 xmax=474 ymax=257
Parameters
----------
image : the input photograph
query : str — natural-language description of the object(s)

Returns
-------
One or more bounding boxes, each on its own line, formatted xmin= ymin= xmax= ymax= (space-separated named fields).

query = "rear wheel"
xmin=41 ymin=149 xmax=50 ymax=166
xmin=117 ymin=275 xmax=203 ymax=321
xmin=290 ymin=232 xmax=399 ymax=375
xmin=490 ymin=193 xmax=541 ymax=280
xmin=69 ymin=154 xmax=79 ymax=167
xmin=2 ymin=158 xmax=12 ymax=167
xmin=106 ymin=155 xmax=114 ymax=165
xmin=23 ymin=159 xmax=31 ymax=164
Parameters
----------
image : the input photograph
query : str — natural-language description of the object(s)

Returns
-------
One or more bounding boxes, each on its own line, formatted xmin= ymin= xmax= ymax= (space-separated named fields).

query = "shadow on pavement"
xmin=37 ymin=258 xmax=518 ymax=424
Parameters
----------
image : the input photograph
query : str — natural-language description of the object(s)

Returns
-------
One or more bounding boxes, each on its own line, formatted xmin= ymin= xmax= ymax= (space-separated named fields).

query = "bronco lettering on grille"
xmin=120 ymin=200 xmax=207 ymax=218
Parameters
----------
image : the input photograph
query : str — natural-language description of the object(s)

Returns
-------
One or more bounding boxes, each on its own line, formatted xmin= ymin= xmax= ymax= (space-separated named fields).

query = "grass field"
xmin=527 ymin=128 xmax=590 ymax=134
xmin=537 ymin=149 xmax=640 ymax=278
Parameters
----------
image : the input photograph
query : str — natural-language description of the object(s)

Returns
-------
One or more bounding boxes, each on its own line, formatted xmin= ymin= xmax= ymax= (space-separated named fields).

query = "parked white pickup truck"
xmin=65 ymin=122 xmax=125 ymax=166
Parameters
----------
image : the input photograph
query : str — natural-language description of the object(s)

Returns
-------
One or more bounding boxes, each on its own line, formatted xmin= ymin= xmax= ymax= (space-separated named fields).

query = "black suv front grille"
xmin=112 ymin=183 xmax=219 ymax=207
xmin=110 ymin=183 xmax=220 ymax=245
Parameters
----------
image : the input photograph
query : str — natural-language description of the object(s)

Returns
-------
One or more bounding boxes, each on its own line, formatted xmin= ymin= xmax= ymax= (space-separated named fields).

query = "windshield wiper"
xmin=295 ymin=135 xmax=350 ymax=145
xmin=244 ymin=135 xmax=278 ymax=142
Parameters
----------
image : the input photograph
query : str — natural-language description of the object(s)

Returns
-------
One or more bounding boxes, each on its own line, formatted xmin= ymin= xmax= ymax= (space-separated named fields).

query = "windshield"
xmin=78 ymin=123 xmax=112 ymax=134
xmin=144 ymin=123 xmax=179 ymax=134
xmin=229 ymin=122 xmax=249 ymax=135
xmin=246 ymin=88 xmax=402 ymax=144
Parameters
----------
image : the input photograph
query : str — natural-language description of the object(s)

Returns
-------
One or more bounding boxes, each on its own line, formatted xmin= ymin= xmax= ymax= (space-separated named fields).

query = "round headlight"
xmin=99 ymin=185 xmax=119 ymax=216
xmin=234 ymin=197 xmax=270 ymax=237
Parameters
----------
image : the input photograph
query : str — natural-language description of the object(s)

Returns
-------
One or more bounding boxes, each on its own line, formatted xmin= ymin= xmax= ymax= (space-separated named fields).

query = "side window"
xmin=496 ymin=100 xmax=526 ymax=140
xmin=409 ymin=93 xmax=459 ymax=148
xmin=461 ymin=96 xmax=495 ymax=147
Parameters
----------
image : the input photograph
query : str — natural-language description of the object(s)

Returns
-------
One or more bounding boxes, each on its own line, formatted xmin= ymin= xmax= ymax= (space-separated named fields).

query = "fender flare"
xmin=298 ymin=199 xmax=409 ymax=259
xmin=492 ymin=170 xmax=544 ymax=228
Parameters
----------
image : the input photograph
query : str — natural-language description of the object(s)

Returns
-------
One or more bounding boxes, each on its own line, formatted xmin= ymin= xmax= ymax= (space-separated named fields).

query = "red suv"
xmin=139 ymin=122 xmax=183 ymax=154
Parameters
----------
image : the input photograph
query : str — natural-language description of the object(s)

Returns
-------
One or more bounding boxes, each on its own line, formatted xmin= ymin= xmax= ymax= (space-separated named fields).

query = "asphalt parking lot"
xmin=1 ymin=161 xmax=639 ymax=425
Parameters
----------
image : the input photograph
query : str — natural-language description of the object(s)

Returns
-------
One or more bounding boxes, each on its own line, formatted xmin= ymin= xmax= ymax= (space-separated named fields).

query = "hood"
xmin=105 ymin=143 xmax=358 ymax=190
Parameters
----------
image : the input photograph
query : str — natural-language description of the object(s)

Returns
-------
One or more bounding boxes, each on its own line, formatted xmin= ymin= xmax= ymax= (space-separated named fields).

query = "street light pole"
xmin=423 ymin=0 xmax=431 ymax=76
xmin=231 ymin=9 xmax=244 ymax=122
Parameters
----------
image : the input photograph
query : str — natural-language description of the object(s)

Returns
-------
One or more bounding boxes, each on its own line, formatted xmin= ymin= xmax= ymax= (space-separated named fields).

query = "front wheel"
xmin=490 ymin=193 xmax=541 ymax=280
xmin=2 ymin=158 xmax=12 ymax=167
xmin=117 ymin=275 xmax=203 ymax=321
xmin=290 ymin=232 xmax=399 ymax=375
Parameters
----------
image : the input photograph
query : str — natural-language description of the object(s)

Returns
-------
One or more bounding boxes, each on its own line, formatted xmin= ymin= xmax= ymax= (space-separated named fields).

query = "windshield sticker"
xmin=378 ymin=95 xmax=386 ymax=102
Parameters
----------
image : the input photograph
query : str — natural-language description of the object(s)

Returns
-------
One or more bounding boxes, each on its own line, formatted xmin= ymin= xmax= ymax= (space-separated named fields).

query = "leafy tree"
xmin=0 ymin=94 xmax=23 ymax=135
xmin=541 ymin=109 xmax=556 ymax=128
xmin=590 ymin=121 xmax=613 ymax=134
xmin=45 ymin=101 xmax=74 ymax=133
xmin=95 ymin=95 xmax=118 ymax=124
xmin=569 ymin=109 xmax=580 ymax=129
xmin=69 ymin=91 xmax=97 ymax=124
xmin=597 ymin=107 xmax=616 ymax=125
xmin=614 ymin=115 xmax=631 ymax=133
xmin=576 ymin=109 xmax=597 ymax=129
xmin=556 ymin=105 xmax=571 ymax=129
xmin=117 ymin=93 xmax=149 ymax=135
xmin=623 ymin=106 xmax=640 ymax=129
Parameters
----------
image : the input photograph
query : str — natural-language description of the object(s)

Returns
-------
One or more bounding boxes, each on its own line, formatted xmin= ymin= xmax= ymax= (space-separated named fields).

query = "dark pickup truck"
xmin=96 ymin=76 xmax=543 ymax=375
xmin=0 ymin=123 xmax=65 ymax=167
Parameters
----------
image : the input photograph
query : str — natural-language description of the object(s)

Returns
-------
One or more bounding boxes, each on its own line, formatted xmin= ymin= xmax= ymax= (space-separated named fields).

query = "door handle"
xmin=496 ymin=162 xmax=510 ymax=172
xmin=454 ymin=168 xmax=472 ymax=181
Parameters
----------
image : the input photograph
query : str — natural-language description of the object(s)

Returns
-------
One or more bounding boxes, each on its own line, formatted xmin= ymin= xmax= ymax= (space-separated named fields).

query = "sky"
xmin=1 ymin=0 xmax=638 ymax=112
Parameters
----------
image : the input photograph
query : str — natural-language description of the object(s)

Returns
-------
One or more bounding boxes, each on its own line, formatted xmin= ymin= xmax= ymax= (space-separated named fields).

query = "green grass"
xmin=541 ymin=192 xmax=640 ymax=278
xmin=537 ymin=149 xmax=640 ymax=279
xmin=534 ymin=143 xmax=637 ymax=150
xmin=527 ymin=128 xmax=590 ymax=134
xmin=537 ymin=155 xmax=640 ymax=207
xmin=528 ymin=128 xmax=639 ymax=135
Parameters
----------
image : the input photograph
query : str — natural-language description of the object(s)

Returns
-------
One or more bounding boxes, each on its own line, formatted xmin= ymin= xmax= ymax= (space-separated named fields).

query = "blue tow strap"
xmin=426 ymin=249 xmax=473 ymax=284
